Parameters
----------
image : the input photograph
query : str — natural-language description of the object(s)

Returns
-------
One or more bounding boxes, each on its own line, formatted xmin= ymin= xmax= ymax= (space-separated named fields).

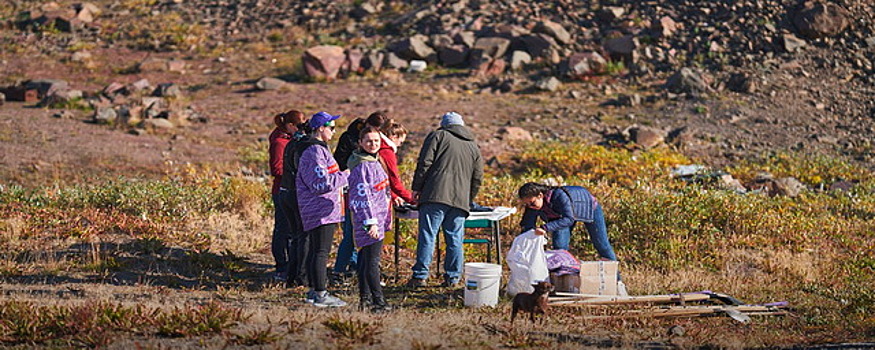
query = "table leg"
xmin=495 ymin=221 xmax=502 ymax=264
xmin=394 ymin=215 xmax=400 ymax=284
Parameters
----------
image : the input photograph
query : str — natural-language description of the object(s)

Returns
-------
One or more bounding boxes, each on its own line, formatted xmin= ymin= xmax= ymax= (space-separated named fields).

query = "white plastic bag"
xmin=505 ymin=230 xmax=549 ymax=297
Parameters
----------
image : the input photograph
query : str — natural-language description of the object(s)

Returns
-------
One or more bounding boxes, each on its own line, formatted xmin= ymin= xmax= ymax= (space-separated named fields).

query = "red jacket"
xmin=268 ymin=127 xmax=292 ymax=195
xmin=378 ymin=134 xmax=415 ymax=204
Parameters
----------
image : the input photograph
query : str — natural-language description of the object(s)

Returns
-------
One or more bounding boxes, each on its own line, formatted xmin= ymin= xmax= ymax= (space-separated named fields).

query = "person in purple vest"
xmin=296 ymin=111 xmax=349 ymax=307
xmin=347 ymin=126 xmax=393 ymax=313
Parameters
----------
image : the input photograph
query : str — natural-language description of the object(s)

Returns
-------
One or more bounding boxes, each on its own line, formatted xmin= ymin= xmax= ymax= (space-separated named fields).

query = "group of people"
xmin=268 ymin=109 xmax=620 ymax=311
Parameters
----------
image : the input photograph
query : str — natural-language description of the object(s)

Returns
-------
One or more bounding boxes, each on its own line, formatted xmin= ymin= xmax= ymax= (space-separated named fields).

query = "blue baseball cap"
xmin=309 ymin=111 xmax=341 ymax=129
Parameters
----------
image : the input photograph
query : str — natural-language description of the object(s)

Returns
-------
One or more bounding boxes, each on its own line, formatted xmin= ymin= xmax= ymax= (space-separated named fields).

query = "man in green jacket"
xmin=407 ymin=112 xmax=484 ymax=288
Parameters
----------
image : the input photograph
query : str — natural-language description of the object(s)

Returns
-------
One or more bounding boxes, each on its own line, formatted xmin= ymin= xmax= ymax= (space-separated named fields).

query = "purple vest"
xmin=296 ymin=144 xmax=348 ymax=231
xmin=348 ymin=159 xmax=391 ymax=248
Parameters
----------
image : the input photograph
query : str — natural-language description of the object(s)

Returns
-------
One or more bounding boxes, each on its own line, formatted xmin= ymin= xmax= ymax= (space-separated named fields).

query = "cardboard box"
xmin=549 ymin=272 xmax=580 ymax=293
xmin=579 ymin=261 xmax=618 ymax=295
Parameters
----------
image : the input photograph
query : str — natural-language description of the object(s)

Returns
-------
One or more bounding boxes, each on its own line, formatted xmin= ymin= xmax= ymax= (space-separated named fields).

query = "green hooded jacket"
xmin=411 ymin=124 xmax=483 ymax=214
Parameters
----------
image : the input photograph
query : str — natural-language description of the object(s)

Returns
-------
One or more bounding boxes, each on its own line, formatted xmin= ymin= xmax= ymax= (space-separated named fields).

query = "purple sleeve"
xmin=299 ymin=145 xmax=348 ymax=194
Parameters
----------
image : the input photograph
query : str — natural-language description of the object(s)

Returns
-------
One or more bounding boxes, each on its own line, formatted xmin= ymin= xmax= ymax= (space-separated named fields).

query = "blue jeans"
xmin=412 ymin=203 xmax=466 ymax=283
xmin=332 ymin=210 xmax=358 ymax=273
xmin=271 ymin=193 xmax=292 ymax=274
xmin=551 ymin=205 xmax=617 ymax=261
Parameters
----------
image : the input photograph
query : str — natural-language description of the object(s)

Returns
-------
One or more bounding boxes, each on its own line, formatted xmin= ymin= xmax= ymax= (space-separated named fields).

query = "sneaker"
xmin=405 ymin=278 xmax=426 ymax=288
xmin=312 ymin=291 xmax=348 ymax=308
xmin=273 ymin=272 xmax=288 ymax=282
xmin=304 ymin=290 xmax=317 ymax=304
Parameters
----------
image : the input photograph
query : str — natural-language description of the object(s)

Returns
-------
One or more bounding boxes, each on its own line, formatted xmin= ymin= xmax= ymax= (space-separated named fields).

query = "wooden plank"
xmin=549 ymin=293 xmax=712 ymax=305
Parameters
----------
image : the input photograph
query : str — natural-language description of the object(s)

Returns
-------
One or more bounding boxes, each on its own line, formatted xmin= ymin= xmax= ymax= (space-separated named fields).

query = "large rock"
xmin=24 ymin=79 xmax=69 ymax=98
xmin=153 ymin=83 xmax=182 ymax=98
xmin=652 ymin=16 xmax=678 ymax=38
xmin=793 ymin=1 xmax=850 ymax=39
xmin=438 ymin=45 xmax=469 ymax=67
xmin=361 ymin=50 xmax=384 ymax=72
xmin=383 ymin=52 xmax=408 ymax=70
xmin=303 ymin=45 xmax=346 ymax=79
xmin=453 ymin=31 xmax=477 ymax=48
xmin=93 ymin=107 xmax=117 ymax=124
xmin=772 ymin=177 xmax=806 ymax=197
xmin=518 ymin=34 xmax=558 ymax=58
xmin=137 ymin=58 xmax=173 ymax=72
xmin=665 ymin=67 xmax=713 ymax=96
xmin=560 ymin=52 xmax=607 ymax=79
xmin=629 ymin=126 xmax=664 ymax=149
xmin=603 ymin=35 xmax=638 ymax=64
xmin=782 ymin=34 xmax=807 ymax=53
xmin=510 ymin=50 xmax=531 ymax=71
xmin=534 ymin=21 xmax=572 ymax=45
xmin=74 ymin=2 xmax=101 ymax=23
xmin=39 ymin=89 xmax=83 ymax=107
xmin=726 ymin=73 xmax=758 ymax=93
xmin=471 ymin=37 xmax=511 ymax=60
xmin=496 ymin=126 xmax=533 ymax=141
xmin=0 ymin=92 xmax=4 ymax=105
xmin=255 ymin=77 xmax=287 ymax=91
xmin=473 ymin=58 xmax=506 ymax=77
xmin=535 ymin=76 xmax=561 ymax=92
xmin=342 ymin=48 xmax=364 ymax=76
xmin=390 ymin=35 xmax=435 ymax=61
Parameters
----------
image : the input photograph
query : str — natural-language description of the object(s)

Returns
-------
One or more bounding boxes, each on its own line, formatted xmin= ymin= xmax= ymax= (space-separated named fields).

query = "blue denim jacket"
xmin=520 ymin=186 xmax=599 ymax=233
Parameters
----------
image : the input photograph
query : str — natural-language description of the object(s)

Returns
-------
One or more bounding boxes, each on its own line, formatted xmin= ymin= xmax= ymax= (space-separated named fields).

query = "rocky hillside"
xmin=2 ymin=0 xmax=874 ymax=167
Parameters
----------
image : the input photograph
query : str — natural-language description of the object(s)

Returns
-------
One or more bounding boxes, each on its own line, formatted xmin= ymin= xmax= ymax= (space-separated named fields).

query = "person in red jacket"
xmin=378 ymin=122 xmax=415 ymax=207
xmin=268 ymin=109 xmax=306 ymax=282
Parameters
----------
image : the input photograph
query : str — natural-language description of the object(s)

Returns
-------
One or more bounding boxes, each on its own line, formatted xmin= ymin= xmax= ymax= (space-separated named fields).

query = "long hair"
xmin=517 ymin=182 xmax=557 ymax=199
xmin=365 ymin=111 xmax=392 ymax=129
xmin=274 ymin=110 xmax=305 ymax=129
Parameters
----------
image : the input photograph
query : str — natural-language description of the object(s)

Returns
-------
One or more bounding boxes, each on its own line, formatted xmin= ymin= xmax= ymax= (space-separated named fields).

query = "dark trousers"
xmin=357 ymin=241 xmax=384 ymax=302
xmin=278 ymin=188 xmax=308 ymax=286
xmin=270 ymin=193 xmax=291 ymax=274
xmin=307 ymin=224 xmax=336 ymax=292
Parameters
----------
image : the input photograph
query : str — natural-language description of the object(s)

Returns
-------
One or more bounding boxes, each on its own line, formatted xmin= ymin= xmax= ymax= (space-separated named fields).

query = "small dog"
xmin=511 ymin=281 xmax=553 ymax=323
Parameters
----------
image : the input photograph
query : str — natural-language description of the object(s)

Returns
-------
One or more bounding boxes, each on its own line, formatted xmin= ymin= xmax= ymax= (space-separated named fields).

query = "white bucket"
xmin=463 ymin=262 xmax=502 ymax=307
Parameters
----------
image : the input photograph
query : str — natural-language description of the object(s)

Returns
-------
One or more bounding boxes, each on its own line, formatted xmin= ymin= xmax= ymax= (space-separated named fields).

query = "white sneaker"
xmin=617 ymin=281 xmax=629 ymax=296
xmin=304 ymin=290 xmax=317 ymax=304
xmin=312 ymin=291 xmax=348 ymax=308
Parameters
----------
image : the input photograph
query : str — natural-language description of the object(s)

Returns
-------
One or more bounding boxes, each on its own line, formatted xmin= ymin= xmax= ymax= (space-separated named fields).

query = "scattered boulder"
xmin=597 ymin=6 xmax=626 ymax=23
xmin=128 ymin=79 xmax=151 ymax=93
xmin=496 ymin=126 xmax=533 ymax=142
xmin=628 ymin=126 xmax=664 ymax=148
xmin=718 ymin=174 xmax=747 ymax=192
xmin=471 ymin=37 xmax=511 ymax=61
xmin=535 ymin=76 xmax=561 ymax=92
xmin=0 ymin=92 xmax=5 ymax=106
xmin=361 ymin=50 xmax=385 ymax=72
xmin=603 ymin=35 xmax=638 ymax=64
xmin=534 ymin=21 xmax=572 ymax=45
xmin=350 ymin=3 xmax=377 ymax=20
xmin=153 ymin=83 xmax=182 ymax=98
xmin=93 ymin=107 xmax=117 ymax=124
xmin=793 ymin=1 xmax=851 ymax=39
xmin=510 ymin=50 xmax=531 ymax=71
xmin=473 ymin=58 xmax=506 ymax=77
xmin=772 ymin=177 xmax=806 ymax=197
xmin=408 ymin=60 xmax=427 ymax=73
xmin=616 ymin=93 xmax=642 ymax=107
xmin=782 ymin=34 xmax=807 ymax=53
xmin=39 ymin=89 xmax=83 ymax=107
xmin=390 ymin=35 xmax=436 ymax=61
xmin=70 ymin=51 xmax=92 ymax=62
xmin=137 ymin=58 xmax=174 ymax=73
xmin=665 ymin=67 xmax=713 ymax=96
xmin=255 ymin=77 xmax=287 ymax=91
xmin=24 ymin=79 xmax=69 ymax=99
xmin=518 ymin=34 xmax=557 ymax=58
xmin=727 ymin=73 xmax=758 ymax=93
xmin=144 ymin=118 xmax=175 ymax=130
xmin=438 ymin=45 xmax=469 ymax=66
xmin=652 ymin=16 xmax=678 ymax=38
xmin=342 ymin=48 xmax=364 ymax=76
xmin=384 ymin=52 xmax=409 ymax=70
xmin=303 ymin=45 xmax=346 ymax=79
xmin=560 ymin=52 xmax=607 ymax=79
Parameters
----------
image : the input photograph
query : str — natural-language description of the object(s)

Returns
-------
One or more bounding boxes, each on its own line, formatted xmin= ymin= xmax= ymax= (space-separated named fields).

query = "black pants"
xmin=357 ymin=241 xmax=384 ymax=301
xmin=280 ymin=189 xmax=308 ymax=286
xmin=307 ymin=223 xmax=336 ymax=292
